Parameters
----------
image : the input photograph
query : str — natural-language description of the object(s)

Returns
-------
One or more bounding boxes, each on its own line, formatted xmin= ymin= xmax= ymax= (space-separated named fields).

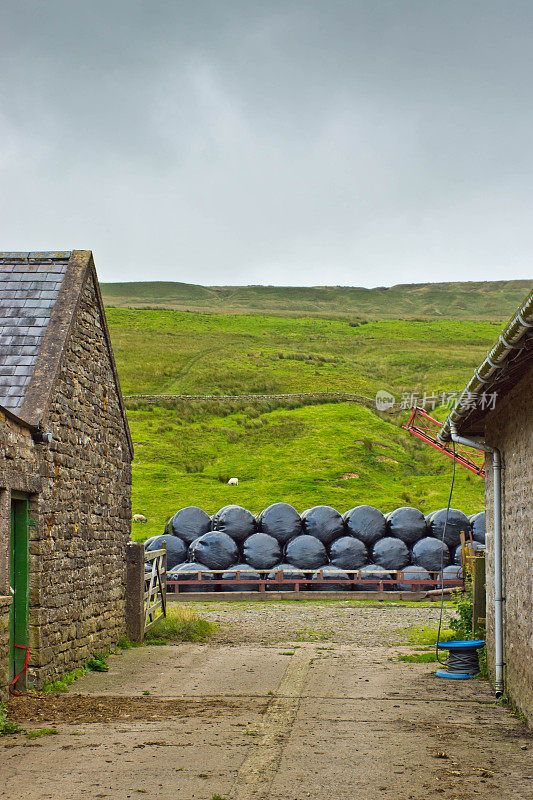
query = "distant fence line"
xmin=124 ymin=391 xmax=375 ymax=408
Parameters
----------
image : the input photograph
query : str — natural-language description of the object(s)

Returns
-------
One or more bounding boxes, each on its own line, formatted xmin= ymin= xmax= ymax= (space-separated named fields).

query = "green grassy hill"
xmin=129 ymin=400 xmax=484 ymax=542
xmin=104 ymin=308 xmax=495 ymax=540
xmin=102 ymin=279 xmax=531 ymax=320
xmin=107 ymin=309 xmax=501 ymax=398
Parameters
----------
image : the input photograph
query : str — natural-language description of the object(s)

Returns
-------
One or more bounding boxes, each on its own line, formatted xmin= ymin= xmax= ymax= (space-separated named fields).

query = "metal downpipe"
xmin=449 ymin=423 xmax=504 ymax=697
xmin=492 ymin=447 xmax=504 ymax=697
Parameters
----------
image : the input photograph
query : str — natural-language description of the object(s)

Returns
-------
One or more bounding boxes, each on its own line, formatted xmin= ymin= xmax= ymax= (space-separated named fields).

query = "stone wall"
xmin=126 ymin=392 xmax=374 ymax=408
xmin=0 ymin=595 xmax=12 ymax=698
xmin=0 ymin=411 xmax=39 ymax=591
xmin=0 ymin=410 xmax=40 ymax=696
xmin=29 ymin=273 xmax=132 ymax=685
xmin=484 ymin=366 xmax=533 ymax=725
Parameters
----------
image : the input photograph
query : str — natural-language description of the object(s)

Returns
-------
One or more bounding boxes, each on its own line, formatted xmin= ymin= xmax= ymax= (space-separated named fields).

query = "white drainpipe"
xmin=449 ymin=422 xmax=504 ymax=697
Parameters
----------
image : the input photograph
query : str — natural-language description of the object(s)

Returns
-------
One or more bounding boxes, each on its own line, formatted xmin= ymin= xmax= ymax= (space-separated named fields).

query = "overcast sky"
xmin=1 ymin=1 xmax=533 ymax=287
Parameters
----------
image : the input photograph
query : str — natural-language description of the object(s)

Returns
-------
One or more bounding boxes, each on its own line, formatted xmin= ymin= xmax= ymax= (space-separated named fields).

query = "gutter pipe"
xmin=449 ymin=422 xmax=504 ymax=697
xmin=438 ymin=289 xmax=533 ymax=444
xmin=437 ymin=289 xmax=533 ymax=698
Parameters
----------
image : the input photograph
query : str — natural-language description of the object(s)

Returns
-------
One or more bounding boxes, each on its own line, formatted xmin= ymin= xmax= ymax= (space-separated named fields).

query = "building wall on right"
xmin=484 ymin=366 xmax=533 ymax=725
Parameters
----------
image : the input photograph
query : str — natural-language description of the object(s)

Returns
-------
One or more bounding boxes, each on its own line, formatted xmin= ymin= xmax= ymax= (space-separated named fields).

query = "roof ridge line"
xmin=0 ymin=251 xmax=72 ymax=263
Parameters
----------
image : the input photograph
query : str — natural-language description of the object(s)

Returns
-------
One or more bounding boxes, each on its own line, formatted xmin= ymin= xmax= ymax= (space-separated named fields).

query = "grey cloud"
xmin=0 ymin=1 xmax=532 ymax=286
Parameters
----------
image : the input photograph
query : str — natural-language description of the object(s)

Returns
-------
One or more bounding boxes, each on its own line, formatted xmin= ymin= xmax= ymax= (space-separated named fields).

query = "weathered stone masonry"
xmin=0 ymin=250 xmax=133 ymax=692
xmin=484 ymin=367 xmax=533 ymax=725
xmin=0 ymin=411 xmax=40 ymax=695
xmin=29 ymin=274 xmax=132 ymax=684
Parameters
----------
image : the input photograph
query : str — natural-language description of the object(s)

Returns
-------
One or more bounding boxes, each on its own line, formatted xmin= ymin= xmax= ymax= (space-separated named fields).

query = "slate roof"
xmin=0 ymin=249 xmax=133 ymax=457
xmin=0 ymin=252 xmax=72 ymax=410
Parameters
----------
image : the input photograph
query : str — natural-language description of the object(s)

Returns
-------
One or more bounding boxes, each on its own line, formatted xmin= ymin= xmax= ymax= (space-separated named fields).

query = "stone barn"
xmin=0 ymin=250 xmax=133 ymax=694
xmin=440 ymin=287 xmax=532 ymax=723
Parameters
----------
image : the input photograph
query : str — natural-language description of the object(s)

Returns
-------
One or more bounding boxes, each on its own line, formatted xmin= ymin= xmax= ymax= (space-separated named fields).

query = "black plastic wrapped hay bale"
xmin=386 ymin=507 xmax=427 ymax=546
xmin=243 ymin=532 xmax=281 ymax=569
xmin=188 ymin=531 xmax=239 ymax=570
xmin=454 ymin=540 xmax=483 ymax=565
xmin=145 ymin=535 xmax=187 ymax=570
xmin=442 ymin=564 xmax=464 ymax=582
xmin=329 ymin=536 xmax=368 ymax=570
xmin=372 ymin=537 xmax=410 ymax=570
xmin=167 ymin=506 xmax=212 ymax=544
xmin=167 ymin=562 xmax=213 ymax=593
xmin=354 ymin=566 xmax=395 ymax=591
xmin=267 ymin=564 xmax=306 ymax=591
xmin=412 ymin=537 xmax=451 ymax=571
xmin=469 ymin=512 xmax=486 ymax=544
xmin=428 ymin=508 xmax=470 ymax=549
xmin=256 ymin=502 xmax=302 ymax=545
xmin=343 ymin=505 xmax=386 ymax=546
xmin=144 ymin=536 xmax=156 ymax=549
xmin=222 ymin=564 xmax=261 ymax=591
xmin=396 ymin=565 xmax=431 ymax=590
xmin=212 ymin=505 xmax=256 ymax=542
xmin=301 ymin=505 xmax=344 ymax=545
xmin=312 ymin=565 xmax=350 ymax=591
xmin=285 ymin=535 xmax=328 ymax=570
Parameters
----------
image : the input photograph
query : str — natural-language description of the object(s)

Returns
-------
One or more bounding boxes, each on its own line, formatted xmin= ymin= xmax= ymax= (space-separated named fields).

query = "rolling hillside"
xmin=102 ymin=279 xmax=531 ymax=320
xmin=104 ymin=309 xmax=496 ymax=539
xmin=107 ymin=310 xmax=501 ymax=398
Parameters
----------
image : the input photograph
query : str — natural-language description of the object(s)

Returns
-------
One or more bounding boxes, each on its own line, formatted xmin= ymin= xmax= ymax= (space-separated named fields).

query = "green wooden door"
xmin=9 ymin=495 xmax=29 ymax=685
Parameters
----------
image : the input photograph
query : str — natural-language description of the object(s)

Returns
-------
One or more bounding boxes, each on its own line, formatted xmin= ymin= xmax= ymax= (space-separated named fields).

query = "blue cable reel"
xmin=435 ymin=640 xmax=486 ymax=679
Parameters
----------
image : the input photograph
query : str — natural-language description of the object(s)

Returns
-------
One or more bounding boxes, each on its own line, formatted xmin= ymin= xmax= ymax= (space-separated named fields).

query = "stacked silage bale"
xmin=146 ymin=502 xmax=484 ymax=592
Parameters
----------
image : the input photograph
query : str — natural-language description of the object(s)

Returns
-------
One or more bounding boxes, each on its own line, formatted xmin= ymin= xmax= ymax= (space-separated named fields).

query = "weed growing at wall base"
xmin=43 ymin=667 xmax=87 ymax=693
xmin=43 ymin=653 xmax=110 ymax=692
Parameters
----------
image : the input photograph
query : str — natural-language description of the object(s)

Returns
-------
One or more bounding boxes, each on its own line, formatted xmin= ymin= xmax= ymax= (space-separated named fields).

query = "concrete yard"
xmin=2 ymin=600 xmax=532 ymax=800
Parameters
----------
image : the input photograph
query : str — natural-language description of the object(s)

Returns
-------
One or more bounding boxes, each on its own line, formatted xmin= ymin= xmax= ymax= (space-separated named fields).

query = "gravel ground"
xmin=178 ymin=599 xmax=454 ymax=645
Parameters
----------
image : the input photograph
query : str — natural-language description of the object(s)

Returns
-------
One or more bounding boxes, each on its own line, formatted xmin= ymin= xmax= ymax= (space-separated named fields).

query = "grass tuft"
xmin=86 ymin=654 xmax=109 ymax=672
xmin=26 ymin=728 xmax=58 ymax=739
xmin=397 ymin=652 xmax=438 ymax=663
xmin=44 ymin=668 xmax=87 ymax=693
xmin=117 ymin=635 xmax=141 ymax=650
xmin=0 ymin=703 xmax=22 ymax=736
xmin=400 ymin=625 xmax=455 ymax=647
xmin=144 ymin=607 xmax=216 ymax=644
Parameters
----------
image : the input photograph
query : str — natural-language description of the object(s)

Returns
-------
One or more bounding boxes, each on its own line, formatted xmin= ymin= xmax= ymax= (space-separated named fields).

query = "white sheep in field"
xmin=133 ymin=513 xmax=147 ymax=523
xmin=227 ymin=477 xmax=239 ymax=486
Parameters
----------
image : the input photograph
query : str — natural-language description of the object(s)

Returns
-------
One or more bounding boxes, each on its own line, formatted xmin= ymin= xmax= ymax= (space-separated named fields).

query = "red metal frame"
xmin=165 ymin=569 xmax=464 ymax=594
xmin=403 ymin=407 xmax=485 ymax=477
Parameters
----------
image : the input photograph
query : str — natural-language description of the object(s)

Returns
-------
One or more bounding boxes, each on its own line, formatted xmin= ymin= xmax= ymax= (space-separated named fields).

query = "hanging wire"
xmin=436 ymin=438 xmax=456 ymax=665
